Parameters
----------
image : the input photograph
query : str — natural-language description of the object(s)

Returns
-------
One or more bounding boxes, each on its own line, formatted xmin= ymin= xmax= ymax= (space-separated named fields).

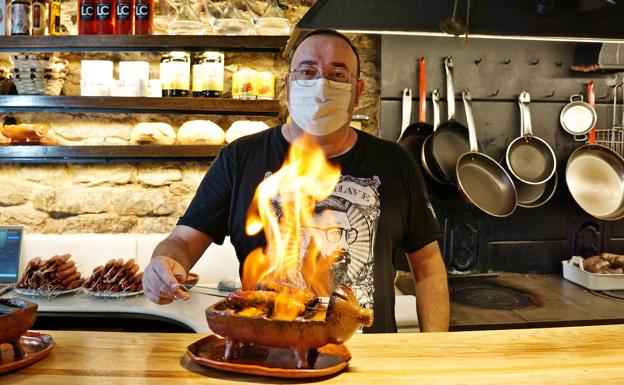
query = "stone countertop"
xmin=449 ymin=273 xmax=624 ymax=331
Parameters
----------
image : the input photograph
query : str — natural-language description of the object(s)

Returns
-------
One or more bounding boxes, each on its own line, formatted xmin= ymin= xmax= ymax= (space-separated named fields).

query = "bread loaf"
xmin=130 ymin=122 xmax=176 ymax=145
xmin=225 ymin=120 xmax=269 ymax=143
xmin=177 ymin=120 xmax=225 ymax=145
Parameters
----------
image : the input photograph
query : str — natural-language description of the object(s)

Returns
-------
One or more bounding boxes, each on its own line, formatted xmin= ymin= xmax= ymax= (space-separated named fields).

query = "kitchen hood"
xmin=293 ymin=0 xmax=624 ymax=43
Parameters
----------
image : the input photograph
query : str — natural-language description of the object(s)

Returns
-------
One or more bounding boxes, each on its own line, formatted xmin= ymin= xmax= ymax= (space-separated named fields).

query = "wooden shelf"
xmin=0 ymin=35 xmax=289 ymax=53
xmin=0 ymin=145 xmax=224 ymax=163
xmin=0 ymin=96 xmax=281 ymax=116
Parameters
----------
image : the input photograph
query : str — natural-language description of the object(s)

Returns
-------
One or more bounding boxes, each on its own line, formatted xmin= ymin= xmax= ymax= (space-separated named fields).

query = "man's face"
xmin=307 ymin=208 xmax=355 ymax=283
xmin=286 ymin=34 xmax=365 ymax=112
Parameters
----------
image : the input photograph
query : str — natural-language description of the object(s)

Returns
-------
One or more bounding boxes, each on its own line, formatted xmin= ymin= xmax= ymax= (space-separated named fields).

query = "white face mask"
xmin=288 ymin=79 xmax=353 ymax=136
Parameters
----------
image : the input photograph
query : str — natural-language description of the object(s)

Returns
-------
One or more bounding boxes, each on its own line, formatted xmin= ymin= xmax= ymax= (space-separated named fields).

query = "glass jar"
xmin=166 ymin=0 xmax=206 ymax=35
xmin=160 ymin=52 xmax=190 ymax=97
xmin=213 ymin=0 xmax=255 ymax=36
xmin=192 ymin=51 xmax=224 ymax=97
xmin=256 ymin=71 xmax=275 ymax=100
xmin=255 ymin=0 xmax=290 ymax=35
xmin=10 ymin=0 xmax=32 ymax=35
xmin=232 ymin=68 xmax=257 ymax=99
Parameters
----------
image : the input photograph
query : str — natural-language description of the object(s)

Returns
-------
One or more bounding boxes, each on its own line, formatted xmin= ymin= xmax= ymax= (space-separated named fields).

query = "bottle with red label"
xmin=134 ymin=0 xmax=152 ymax=35
xmin=95 ymin=0 xmax=114 ymax=34
xmin=79 ymin=0 xmax=96 ymax=34
xmin=115 ymin=0 xmax=133 ymax=34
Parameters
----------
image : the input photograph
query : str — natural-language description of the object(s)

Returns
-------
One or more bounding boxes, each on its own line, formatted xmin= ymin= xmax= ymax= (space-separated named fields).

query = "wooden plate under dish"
xmin=0 ymin=332 xmax=55 ymax=374
xmin=187 ymin=334 xmax=351 ymax=379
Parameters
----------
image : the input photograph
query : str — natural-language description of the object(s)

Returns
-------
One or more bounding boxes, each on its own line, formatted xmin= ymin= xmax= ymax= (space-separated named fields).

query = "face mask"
xmin=288 ymin=79 xmax=353 ymax=136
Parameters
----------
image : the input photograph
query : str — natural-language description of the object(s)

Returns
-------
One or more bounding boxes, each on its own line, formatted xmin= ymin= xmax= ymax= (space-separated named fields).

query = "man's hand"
xmin=142 ymin=225 xmax=213 ymax=305
xmin=143 ymin=256 xmax=190 ymax=304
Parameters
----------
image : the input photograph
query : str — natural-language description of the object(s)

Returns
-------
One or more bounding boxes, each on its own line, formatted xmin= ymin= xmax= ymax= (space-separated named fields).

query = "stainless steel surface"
xmin=455 ymin=90 xmax=517 ymax=217
xmin=505 ymin=91 xmax=557 ymax=185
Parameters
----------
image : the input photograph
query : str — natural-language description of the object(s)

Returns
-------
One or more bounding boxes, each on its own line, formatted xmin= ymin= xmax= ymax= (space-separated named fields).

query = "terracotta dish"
xmin=0 ymin=297 xmax=38 ymax=359
xmin=206 ymin=284 xmax=372 ymax=369
xmin=0 ymin=332 xmax=55 ymax=374
xmin=187 ymin=334 xmax=351 ymax=379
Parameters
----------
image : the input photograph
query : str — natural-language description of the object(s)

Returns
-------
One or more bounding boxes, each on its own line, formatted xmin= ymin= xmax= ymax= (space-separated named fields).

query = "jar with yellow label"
xmin=160 ymin=52 xmax=190 ymax=97
xmin=257 ymin=71 xmax=275 ymax=100
xmin=232 ymin=69 xmax=257 ymax=100
xmin=192 ymin=52 xmax=224 ymax=98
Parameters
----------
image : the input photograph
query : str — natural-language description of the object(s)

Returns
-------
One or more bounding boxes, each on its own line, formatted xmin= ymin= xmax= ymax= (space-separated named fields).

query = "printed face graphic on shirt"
xmin=270 ymin=173 xmax=381 ymax=310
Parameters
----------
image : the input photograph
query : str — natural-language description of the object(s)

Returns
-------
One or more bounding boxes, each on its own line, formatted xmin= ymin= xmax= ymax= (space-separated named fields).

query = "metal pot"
xmin=560 ymin=94 xmax=597 ymax=142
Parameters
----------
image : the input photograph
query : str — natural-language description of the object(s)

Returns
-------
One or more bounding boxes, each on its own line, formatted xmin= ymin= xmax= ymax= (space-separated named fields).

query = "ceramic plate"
xmin=187 ymin=334 xmax=351 ymax=379
xmin=13 ymin=287 xmax=82 ymax=297
xmin=0 ymin=332 xmax=55 ymax=374
xmin=85 ymin=289 xmax=143 ymax=298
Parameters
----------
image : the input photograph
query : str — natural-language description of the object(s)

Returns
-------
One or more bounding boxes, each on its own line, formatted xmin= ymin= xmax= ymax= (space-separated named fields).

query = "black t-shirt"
xmin=179 ymin=126 xmax=441 ymax=332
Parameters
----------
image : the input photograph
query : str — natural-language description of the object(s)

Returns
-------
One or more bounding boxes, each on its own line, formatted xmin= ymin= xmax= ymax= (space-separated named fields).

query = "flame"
xmin=242 ymin=134 xmax=341 ymax=318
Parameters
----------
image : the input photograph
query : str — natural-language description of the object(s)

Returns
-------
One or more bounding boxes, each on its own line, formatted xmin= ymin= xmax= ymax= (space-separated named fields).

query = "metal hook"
xmin=555 ymin=61 xmax=563 ymax=67
xmin=531 ymin=59 xmax=540 ymax=65
xmin=489 ymin=89 xmax=500 ymax=97
xmin=545 ymin=90 xmax=555 ymax=98
xmin=474 ymin=58 xmax=482 ymax=65
xmin=502 ymin=59 xmax=512 ymax=65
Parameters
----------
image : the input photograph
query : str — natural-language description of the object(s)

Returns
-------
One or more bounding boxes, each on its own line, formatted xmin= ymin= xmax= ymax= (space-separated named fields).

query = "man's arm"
xmin=143 ymin=225 xmax=213 ymax=304
xmin=407 ymin=240 xmax=449 ymax=332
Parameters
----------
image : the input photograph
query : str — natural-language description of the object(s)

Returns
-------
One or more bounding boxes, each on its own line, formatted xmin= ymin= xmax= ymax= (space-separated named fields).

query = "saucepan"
xmin=456 ymin=90 xmax=517 ymax=217
xmin=560 ymin=94 xmax=597 ymax=142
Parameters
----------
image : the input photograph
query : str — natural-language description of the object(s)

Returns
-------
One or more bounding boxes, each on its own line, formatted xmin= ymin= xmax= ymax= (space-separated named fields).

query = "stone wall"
xmin=0 ymin=1 xmax=381 ymax=234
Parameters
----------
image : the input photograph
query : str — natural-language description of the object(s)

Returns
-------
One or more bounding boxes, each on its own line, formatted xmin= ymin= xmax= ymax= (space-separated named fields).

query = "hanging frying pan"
xmin=399 ymin=88 xmax=412 ymax=141
xmin=505 ymin=91 xmax=557 ymax=185
xmin=399 ymin=57 xmax=433 ymax=142
xmin=518 ymin=169 xmax=558 ymax=209
xmin=456 ymin=90 xmax=517 ymax=217
xmin=560 ymin=94 xmax=597 ymax=142
xmin=432 ymin=57 xmax=470 ymax=184
xmin=566 ymin=83 xmax=624 ymax=220
xmin=420 ymin=90 xmax=448 ymax=184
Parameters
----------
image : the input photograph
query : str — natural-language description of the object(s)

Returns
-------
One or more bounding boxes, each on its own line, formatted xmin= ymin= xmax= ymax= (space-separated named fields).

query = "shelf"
xmin=0 ymin=35 xmax=290 ymax=53
xmin=0 ymin=96 xmax=281 ymax=116
xmin=0 ymin=145 xmax=224 ymax=163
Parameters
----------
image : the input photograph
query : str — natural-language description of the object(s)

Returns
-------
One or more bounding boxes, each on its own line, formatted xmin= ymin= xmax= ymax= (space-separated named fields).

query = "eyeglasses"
xmin=308 ymin=226 xmax=358 ymax=245
xmin=291 ymin=66 xmax=355 ymax=87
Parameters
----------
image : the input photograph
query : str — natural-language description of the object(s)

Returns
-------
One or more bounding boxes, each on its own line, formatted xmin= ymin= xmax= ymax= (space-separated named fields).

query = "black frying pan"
xmin=400 ymin=57 xmax=432 ymax=143
xmin=420 ymin=90 xmax=448 ymax=184
xmin=456 ymin=91 xmax=517 ymax=217
xmin=505 ymin=91 xmax=557 ymax=185
xmin=432 ymin=57 xmax=470 ymax=184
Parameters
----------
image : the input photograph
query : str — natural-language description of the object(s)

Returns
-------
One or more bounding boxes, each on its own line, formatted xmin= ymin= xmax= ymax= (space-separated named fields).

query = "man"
xmin=143 ymin=29 xmax=450 ymax=332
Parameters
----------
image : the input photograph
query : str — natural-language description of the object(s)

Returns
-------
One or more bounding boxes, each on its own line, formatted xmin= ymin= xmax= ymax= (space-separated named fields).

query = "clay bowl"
xmin=0 ymin=298 xmax=38 ymax=358
xmin=206 ymin=284 xmax=373 ymax=368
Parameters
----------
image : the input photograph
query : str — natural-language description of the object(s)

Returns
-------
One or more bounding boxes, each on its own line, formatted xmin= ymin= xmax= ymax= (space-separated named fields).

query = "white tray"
xmin=562 ymin=256 xmax=624 ymax=290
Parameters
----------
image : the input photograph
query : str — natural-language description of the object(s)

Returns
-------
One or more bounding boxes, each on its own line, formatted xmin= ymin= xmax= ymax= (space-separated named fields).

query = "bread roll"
xmin=130 ymin=122 xmax=176 ymax=145
xmin=177 ymin=120 xmax=225 ymax=145
xmin=225 ymin=120 xmax=270 ymax=143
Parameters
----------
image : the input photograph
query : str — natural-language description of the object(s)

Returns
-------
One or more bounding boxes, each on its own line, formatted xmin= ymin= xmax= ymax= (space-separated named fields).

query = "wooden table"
xmin=3 ymin=325 xmax=624 ymax=384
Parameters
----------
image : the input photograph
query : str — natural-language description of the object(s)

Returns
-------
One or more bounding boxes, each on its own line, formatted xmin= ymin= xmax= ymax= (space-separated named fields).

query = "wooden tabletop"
xmin=3 ymin=325 xmax=624 ymax=384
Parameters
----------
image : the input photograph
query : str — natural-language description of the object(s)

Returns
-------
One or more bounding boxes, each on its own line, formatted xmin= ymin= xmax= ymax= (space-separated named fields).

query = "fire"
xmin=242 ymin=134 xmax=342 ymax=319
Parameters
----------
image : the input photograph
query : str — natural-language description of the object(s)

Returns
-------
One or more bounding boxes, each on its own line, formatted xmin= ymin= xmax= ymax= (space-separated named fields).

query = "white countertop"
xmin=3 ymin=286 xmax=226 ymax=333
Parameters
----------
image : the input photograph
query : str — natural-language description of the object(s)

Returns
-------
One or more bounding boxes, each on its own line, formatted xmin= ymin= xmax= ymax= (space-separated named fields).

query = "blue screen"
xmin=0 ymin=227 xmax=22 ymax=283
